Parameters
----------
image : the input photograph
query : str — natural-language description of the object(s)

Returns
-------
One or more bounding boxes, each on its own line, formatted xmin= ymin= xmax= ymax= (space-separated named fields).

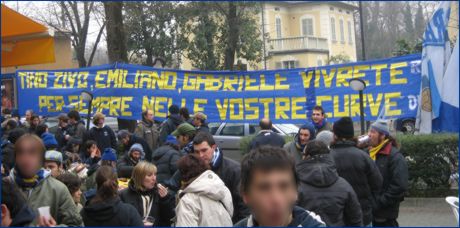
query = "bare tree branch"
xmin=88 ymin=22 xmax=106 ymax=66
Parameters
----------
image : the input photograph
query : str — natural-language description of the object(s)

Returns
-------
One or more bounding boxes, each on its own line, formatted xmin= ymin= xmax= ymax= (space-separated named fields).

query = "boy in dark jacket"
xmin=235 ymin=146 xmax=325 ymax=227
xmin=330 ymin=117 xmax=383 ymax=226
xmin=117 ymin=143 xmax=144 ymax=178
xmin=152 ymin=135 xmax=181 ymax=183
xmin=297 ymin=140 xmax=362 ymax=226
xmin=367 ymin=120 xmax=408 ymax=227
xmin=88 ymin=113 xmax=117 ymax=152
xmin=249 ymin=118 xmax=285 ymax=150
xmin=159 ymin=105 xmax=184 ymax=145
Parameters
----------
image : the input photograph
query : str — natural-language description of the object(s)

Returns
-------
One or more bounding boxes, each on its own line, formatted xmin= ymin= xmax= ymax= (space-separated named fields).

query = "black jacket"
xmin=126 ymin=135 xmax=153 ymax=162
xmin=152 ymin=145 xmax=181 ymax=183
xmin=235 ymin=206 xmax=325 ymax=227
xmin=1 ymin=139 xmax=14 ymax=174
xmin=117 ymin=154 xmax=139 ymax=178
xmin=88 ymin=126 xmax=117 ymax=152
xmin=249 ymin=130 xmax=285 ymax=150
xmin=296 ymin=154 xmax=363 ymax=226
xmin=10 ymin=205 xmax=36 ymax=227
xmin=119 ymin=180 xmax=175 ymax=226
xmin=371 ymin=144 xmax=409 ymax=220
xmin=330 ymin=140 xmax=383 ymax=225
xmin=164 ymin=150 xmax=249 ymax=223
xmin=159 ymin=114 xmax=183 ymax=145
xmin=196 ymin=123 xmax=209 ymax=133
xmin=55 ymin=125 xmax=74 ymax=150
xmin=81 ymin=198 xmax=143 ymax=227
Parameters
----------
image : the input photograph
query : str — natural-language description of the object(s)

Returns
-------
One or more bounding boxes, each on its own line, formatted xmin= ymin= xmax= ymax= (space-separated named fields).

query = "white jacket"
xmin=175 ymin=170 xmax=234 ymax=227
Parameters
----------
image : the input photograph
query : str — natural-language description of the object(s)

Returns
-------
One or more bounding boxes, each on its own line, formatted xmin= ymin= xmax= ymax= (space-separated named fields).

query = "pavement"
xmin=398 ymin=197 xmax=458 ymax=227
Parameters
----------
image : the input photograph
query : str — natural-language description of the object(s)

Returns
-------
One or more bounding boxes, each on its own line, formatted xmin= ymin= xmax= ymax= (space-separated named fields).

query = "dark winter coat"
xmin=296 ymin=154 xmax=363 ymax=226
xmin=164 ymin=150 xmax=249 ymax=223
xmin=117 ymin=154 xmax=139 ymax=178
xmin=55 ymin=125 xmax=74 ymax=150
xmin=81 ymin=197 xmax=143 ymax=227
xmin=69 ymin=121 xmax=86 ymax=140
xmin=134 ymin=120 xmax=159 ymax=152
xmin=331 ymin=140 xmax=383 ymax=225
xmin=368 ymin=143 xmax=408 ymax=220
xmin=126 ymin=135 xmax=153 ymax=162
xmin=10 ymin=205 xmax=36 ymax=227
xmin=249 ymin=130 xmax=285 ymax=150
xmin=88 ymin=125 xmax=117 ymax=152
xmin=159 ymin=114 xmax=183 ymax=145
xmin=196 ymin=123 xmax=209 ymax=133
xmin=235 ymin=206 xmax=325 ymax=227
xmin=1 ymin=139 xmax=14 ymax=174
xmin=119 ymin=180 xmax=175 ymax=226
xmin=152 ymin=145 xmax=181 ymax=183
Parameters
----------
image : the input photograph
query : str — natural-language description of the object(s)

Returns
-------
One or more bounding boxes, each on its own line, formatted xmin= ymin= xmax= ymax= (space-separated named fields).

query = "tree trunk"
xmin=223 ymin=2 xmax=239 ymax=70
xmin=104 ymin=2 xmax=128 ymax=63
xmin=104 ymin=2 xmax=135 ymax=132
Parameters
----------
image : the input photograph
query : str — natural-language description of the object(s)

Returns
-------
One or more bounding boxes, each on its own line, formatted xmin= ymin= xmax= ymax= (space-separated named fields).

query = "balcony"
xmin=268 ymin=36 xmax=329 ymax=54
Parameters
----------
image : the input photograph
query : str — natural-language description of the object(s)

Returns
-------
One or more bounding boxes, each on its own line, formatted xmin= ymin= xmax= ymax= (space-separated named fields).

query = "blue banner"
xmin=15 ymin=54 xmax=421 ymax=124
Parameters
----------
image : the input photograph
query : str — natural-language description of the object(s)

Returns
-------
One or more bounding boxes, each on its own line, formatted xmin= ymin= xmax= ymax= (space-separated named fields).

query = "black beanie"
xmin=168 ymin=105 xmax=180 ymax=114
xmin=333 ymin=117 xmax=354 ymax=139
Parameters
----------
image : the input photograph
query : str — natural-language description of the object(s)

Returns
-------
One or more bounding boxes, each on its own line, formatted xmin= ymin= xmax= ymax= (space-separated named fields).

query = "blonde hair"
xmin=131 ymin=161 xmax=157 ymax=191
xmin=93 ymin=112 xmax=105 ymax=125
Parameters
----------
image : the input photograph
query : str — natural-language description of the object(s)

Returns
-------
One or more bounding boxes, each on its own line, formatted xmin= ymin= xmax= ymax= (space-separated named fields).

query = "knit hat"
xmin=168 ymin=105 xmax=180 ymax=115
xmin=45 ymin=150 xmax=63 ymax=164
xmin=333 ymin=117 xmax=354 ymax=139
xmin=101 ymin=148 xmax=117 ymax=162
xmin=165 ymin=135 xmax=178 ymax=145
xmin=316 ymin=130 xmax=334 ymax=147
xmin=41 ymin=133 xmax=58 ymax=149
xmin=299 ymin=123 xmax=316 ymax=140
xmin=172 ymin=123 xmax=196 ymax=137
xmin=371 ymin=120 xmax=390 ymax=135
xmin=129 ymin=143 xmax=144 ymax=154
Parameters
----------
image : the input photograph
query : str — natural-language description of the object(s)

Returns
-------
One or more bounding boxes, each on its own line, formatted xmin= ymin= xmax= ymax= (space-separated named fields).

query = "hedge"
xmin=240 ymin=133 xmax=459 ymax=197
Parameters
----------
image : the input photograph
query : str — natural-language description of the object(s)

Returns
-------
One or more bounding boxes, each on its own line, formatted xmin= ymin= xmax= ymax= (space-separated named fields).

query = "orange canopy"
xmin=1 ymin=4 xmax=55 ymax=67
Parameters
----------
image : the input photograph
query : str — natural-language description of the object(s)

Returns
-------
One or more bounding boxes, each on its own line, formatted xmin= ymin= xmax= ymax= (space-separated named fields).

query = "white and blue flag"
xmin=416 ymin=1 xmax=453 ymax=133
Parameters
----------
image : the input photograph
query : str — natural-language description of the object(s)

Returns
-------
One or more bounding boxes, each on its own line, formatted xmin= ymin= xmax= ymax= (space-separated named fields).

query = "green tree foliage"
xmin=392 ymin=39 xmax=422 ymax=57
xmin=182 ymin=2 xmax=263 ymax=70
xmin=327 ymin=53 xmax=351 ymax=64
xmin=124 ymin=2 xmax=185 ymax=67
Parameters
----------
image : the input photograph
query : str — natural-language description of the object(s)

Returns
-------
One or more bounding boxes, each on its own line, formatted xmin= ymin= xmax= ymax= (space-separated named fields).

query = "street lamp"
xmin=349 ymin=78 xmax=367 ymax=135
xmin=81 ymin=91 xmax=93 ymax=131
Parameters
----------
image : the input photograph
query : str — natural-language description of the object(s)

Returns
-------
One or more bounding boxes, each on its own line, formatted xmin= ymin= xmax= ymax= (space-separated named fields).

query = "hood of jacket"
xmin=83 ymin=198 xmax=122 ymax=222
xmin=169 ymin=114 xmax=183 ymax=126
xmin=296 ymin=154 xmax=338 ymax=187
xmin=181 ymin=170 xmax=233 ymax=216
xmin=152 ymin=145 xmax=175 ymax=161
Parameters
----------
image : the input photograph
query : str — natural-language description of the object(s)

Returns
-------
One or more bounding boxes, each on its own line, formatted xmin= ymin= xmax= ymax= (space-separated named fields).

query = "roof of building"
xmin=272 ymin=1 xmax=358 ymax=10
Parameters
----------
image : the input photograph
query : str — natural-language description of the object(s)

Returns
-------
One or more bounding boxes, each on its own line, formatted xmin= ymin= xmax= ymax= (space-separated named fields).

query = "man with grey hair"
xmin=117 ymin=130 xmax=153 ymax=162
xmin=315 ymin=130 xmax=334 ymax=147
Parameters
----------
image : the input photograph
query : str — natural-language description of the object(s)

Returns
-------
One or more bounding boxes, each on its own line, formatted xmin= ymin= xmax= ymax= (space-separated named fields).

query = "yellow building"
xmin=180 ymin=1 xmax=358 ymax=70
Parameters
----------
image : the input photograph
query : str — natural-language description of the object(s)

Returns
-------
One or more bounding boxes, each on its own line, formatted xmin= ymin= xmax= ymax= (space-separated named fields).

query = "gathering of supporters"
xmin=1 ymin=105 xmax=408 ymax=227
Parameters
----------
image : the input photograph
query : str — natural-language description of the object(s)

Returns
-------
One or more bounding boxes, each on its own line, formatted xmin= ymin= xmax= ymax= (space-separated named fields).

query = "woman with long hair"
xmin=175 ymin=154 xmax=233 ymax=226
xmin=80 ymin=166 xmax=143 ymax=226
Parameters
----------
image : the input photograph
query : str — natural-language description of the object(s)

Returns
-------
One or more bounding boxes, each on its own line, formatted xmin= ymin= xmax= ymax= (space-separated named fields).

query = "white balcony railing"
xmin=268 ymin=36 xmax=328 ymax=52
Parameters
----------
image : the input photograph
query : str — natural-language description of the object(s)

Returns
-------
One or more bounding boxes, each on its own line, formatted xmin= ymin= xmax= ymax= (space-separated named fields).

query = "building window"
xmin=330 ymin=17 xmax=336 ymax=41
xmin=283 ymin=60 xmax=298 ymax=69
xmin=339 ymin=19 xmax=345 ymax=43
xmin=347 ymin=21 xmax=353 ymax=44
xmin=275 ymin=17 xmax=282 ymax=38
xmin=301 ymin=18 xmax=314 ymax=36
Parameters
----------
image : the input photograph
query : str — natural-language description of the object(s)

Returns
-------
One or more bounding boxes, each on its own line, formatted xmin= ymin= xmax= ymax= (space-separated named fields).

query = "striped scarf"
xmin=11 ymin=168 xmax=50 ymax=189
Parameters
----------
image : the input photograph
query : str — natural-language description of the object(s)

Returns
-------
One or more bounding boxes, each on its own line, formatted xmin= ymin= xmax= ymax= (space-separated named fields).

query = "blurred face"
xmin=311 ymin=109 xmax=324 ymax=124
xmin=368 ymin=128 xmax=385 ymax=147
xmin=298 ymin=129 xmax=311 ymax=145
xmin=44 ymin=161 xmax=61 ymax=177
xmin=131 ymin=150 xmax=141 ymax=161
xmin=242 ymin=169 xmax=298 ymax=226
xmin=32 ymin=117 xmax=40 ymax=126
xmin=145 ymin=110 xmax=154 ymax=121
xmin=121 ymin=137 xmax=130 ymax=145
xmin=192 ymin=117 xmax=201 ymax=127
xmin=176 ymin=135 xmax=190 ymax=147
xmin=72 ymin=189 xmax=82 ymax=204
xmin=25 ymin=111 xmax=32 ymax=121
xmin=194 ymin=141 xmax=216 ymax=165
xmin=97 ymin=118 xmax=104 ymax=127
xmin=15 ymin=138 xmax=43 ymax=178
xmin=68 ymin=118 xmax=77 ymax=125
xmin=142 ymin=172 xmax=157 ymax=190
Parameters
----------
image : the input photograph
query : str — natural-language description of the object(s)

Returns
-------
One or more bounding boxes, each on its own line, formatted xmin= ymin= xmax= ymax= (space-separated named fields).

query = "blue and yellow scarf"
xmin=11 ymin=168 xmax=50 ymax=189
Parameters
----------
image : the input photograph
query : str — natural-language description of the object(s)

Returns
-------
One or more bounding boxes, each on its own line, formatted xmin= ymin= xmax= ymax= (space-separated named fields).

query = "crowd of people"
xmin=1 ymin=104 xmax=408 ymax=227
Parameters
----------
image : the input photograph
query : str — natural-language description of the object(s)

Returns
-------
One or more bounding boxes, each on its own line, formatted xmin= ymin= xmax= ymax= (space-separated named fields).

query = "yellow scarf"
xmin=369 ymin=139 xmax=389 ymax=161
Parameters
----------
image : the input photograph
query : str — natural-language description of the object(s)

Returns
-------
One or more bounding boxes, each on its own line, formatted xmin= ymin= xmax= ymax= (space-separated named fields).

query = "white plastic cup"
xmin=358 ymin=135 xmax=370 ymax=144
xmin=38 ymin=206 xmax=51 ymax=220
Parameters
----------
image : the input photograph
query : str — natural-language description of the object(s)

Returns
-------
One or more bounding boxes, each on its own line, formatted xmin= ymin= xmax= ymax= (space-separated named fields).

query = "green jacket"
xmin=16 ymin=176 xmax=83 ymax=226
